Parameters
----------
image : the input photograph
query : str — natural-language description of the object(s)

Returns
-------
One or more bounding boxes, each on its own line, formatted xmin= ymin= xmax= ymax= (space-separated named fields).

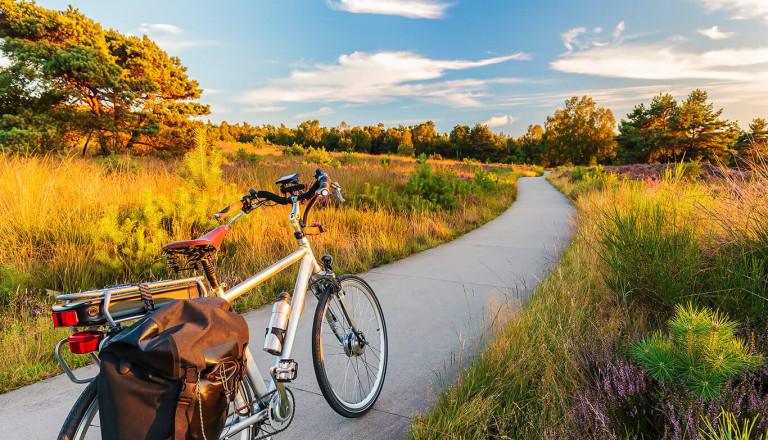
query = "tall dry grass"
xmin=410 ymin=162 xmax=768 ymax=439
xmin=0 ymin=149 xmax=535 ymax=392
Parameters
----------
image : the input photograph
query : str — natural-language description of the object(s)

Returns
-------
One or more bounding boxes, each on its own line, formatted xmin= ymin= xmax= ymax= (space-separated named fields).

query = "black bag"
xmin=98 ymin=297 xmax=249 ymax=440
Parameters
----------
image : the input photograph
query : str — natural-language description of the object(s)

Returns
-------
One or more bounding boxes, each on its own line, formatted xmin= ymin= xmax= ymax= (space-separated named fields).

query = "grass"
xmin=0 ymin=143 xmax=541 ymax=393
xmin=410 ymin=162 xmax=768 ymax=439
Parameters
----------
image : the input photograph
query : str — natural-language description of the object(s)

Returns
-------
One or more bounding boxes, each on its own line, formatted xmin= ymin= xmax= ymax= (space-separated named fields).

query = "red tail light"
xmin=52 ymin=310 xmax=79 ymax=327
xmin=67 ymin=331 xmax=104 ymax=354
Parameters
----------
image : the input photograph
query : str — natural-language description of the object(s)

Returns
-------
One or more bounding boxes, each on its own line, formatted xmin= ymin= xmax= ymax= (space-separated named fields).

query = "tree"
xmin=736 ymin=118 xmax=768 ymax=161
xmin=296 ymin=120 xmax=323 ymax=147
xmin=412 ymin=121 xmax=437 ymax=155
xmin=544 ymin=96 xmax=617 ymax=166
xmin=615 ymin=94 xmax=679 ymax=163
xmin=448 ymin=125 xmax=470 ymax=159
xmin=0 ymin=1 xmax=209 ymax=154
xmin=671 ymin=89 xmax=737 ymax=161
xmin=516 ymin=124 xmax=545 ymax=165
xmin=469 ymin=123 xmax=504 ymax=162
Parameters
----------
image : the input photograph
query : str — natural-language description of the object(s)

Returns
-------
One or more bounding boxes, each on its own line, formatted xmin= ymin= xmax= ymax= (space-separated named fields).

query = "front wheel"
xmin=311 ymin=275 xmax=388 ymax=418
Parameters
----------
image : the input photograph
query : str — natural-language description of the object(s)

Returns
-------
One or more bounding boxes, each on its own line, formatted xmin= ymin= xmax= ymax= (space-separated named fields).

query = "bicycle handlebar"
xmin=214 ymin=168 xmax=342 ymax=223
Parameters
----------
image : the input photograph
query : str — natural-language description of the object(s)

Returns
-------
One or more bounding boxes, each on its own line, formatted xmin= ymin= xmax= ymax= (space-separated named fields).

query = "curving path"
xmin=0 ymin=174 xmax=574 ymax=439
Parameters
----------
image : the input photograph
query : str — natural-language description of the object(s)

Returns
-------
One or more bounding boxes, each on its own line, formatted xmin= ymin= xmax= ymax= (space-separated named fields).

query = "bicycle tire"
xmin=311 ymin=275 xmax=388 ymax=418
xmin=58 ymin=378 xmax=99 ymax=440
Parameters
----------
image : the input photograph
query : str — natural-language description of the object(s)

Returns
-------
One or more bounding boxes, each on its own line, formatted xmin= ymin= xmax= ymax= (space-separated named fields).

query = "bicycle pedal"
xmin=271 ymin=359 xmax=298 ymax=382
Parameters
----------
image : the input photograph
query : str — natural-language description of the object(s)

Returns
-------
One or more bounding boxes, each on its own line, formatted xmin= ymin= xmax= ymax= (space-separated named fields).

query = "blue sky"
xmin=34 ymin=0 xmax=768 ymax=135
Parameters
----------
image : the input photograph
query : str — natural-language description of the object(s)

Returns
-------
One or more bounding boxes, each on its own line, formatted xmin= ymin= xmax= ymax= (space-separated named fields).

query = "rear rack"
xmin=53 ymin=276 xmax=209 ymax=327
xmin=53 ymin=277 xmax=210 ymax=383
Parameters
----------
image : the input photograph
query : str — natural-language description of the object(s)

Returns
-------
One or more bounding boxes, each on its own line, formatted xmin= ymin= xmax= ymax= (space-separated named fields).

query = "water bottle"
xmin=264 ymin=292 xmax=291 ymax=355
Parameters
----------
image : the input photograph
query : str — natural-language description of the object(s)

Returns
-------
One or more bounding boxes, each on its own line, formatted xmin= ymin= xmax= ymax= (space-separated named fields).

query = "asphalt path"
xmin=0 ymin=173 xmax=574 ymax=439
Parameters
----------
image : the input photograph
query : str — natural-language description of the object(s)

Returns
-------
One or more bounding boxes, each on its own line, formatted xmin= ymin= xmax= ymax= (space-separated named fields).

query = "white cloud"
xmin=239 ymin=50 xmax=531 ymax=108
xmin=613 ymin=21 xmax=626 ymax=41
xmin=295 ymin=106 xmax=336 ymax=119
xmin=483 ymin=115 xmax=518 ymax=128
xmin=696 ymin=0 xmax=768 ymax=24
xmin=243 ymin=105 xmax=287 ymax=113
xmin=552 ymin=44 xmax=768 ymax=81
xmin=561 ymin=27 xmax=586 ymax=52
xmin=138 ymin=23 xmax=182 ymax=35
xmin=698 ymin=25 xmax=735 ymax=39
xmin=560 ymin=22 xmax=625 ymax=53
xmin=549 ymin=23 xmax=768 ymax=122
xmin=328 ymin=0 xmax=452 ymax=19
xmin=135 ymin=23 xmax=217 ymax=52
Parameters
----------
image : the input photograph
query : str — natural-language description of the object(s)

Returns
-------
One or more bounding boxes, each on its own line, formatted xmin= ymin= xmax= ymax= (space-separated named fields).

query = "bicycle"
xmin=52 ymin=168 xmax=388 ymax=439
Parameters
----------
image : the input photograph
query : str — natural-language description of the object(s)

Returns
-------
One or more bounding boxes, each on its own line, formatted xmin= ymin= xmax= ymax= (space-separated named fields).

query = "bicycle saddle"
xmin=162 ymin=225 xmax=229 ymax=252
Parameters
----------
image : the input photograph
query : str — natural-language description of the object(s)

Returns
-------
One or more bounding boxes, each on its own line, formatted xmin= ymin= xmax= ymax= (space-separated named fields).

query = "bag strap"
xmin=174 ymin=366 xmax=198 ymax=440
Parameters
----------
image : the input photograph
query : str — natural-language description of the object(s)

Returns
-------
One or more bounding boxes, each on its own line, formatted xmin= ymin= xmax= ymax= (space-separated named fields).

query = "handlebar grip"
xmin=314 ymin=168 xmax=331 ymax=197
xmin=214 ymin=201 xmax=243 ymax=222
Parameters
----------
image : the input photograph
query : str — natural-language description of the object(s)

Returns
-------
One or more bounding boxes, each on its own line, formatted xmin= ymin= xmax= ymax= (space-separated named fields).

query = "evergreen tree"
xmin=671 ymin=89 xmax=738 ymax=162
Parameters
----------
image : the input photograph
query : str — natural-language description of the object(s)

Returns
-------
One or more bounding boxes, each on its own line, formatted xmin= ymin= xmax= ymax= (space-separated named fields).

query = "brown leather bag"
xmin=98 ymin=297 xmax=249 ymax=439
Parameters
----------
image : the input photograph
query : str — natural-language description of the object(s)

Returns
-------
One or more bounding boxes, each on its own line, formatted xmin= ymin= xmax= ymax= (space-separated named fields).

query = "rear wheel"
xmin=311 ymin=275 xmax=388 ymax=417
xmin=58 ymin=379 xmax=99 ymax=440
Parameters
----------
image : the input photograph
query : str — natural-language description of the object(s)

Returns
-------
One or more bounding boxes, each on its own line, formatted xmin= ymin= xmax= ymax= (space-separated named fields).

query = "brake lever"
xmin=332 ymin=182 xmax=345 ymax=203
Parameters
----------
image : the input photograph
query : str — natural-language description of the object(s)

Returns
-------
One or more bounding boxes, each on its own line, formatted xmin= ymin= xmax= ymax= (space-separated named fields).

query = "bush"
xmin=631 ymin=303 xmax=762 ymax=400
xmin=180 ymin=129 xmax=224 ymax=191
xmin=405 ymin=162 xmax=462 ymax=210
xmin=471 ymin=167 xmax=499 ymax=192
xmin=306 ymin=146 xmax=334 ymax=165
xmin=234 ymin=147 xmax=261 ymax=164
xmin=251 ymin=136 xmax=266 ymax=149
xmin=97 ymin=152 xmax=139 ymax=174
xmin=283 ymin=143 xmax=305 ymax=156
xmin=397 ymin=142 xmax=414 ymax=157
xmin=338 ymin=151 xmax=358 ymax=166
xmin=427 ymin=153 xmax=443 ymax=161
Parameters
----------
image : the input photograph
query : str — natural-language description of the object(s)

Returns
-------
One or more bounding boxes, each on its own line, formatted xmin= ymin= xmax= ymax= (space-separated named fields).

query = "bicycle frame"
xmin=217 ymin=197 xmax=324 ymax=438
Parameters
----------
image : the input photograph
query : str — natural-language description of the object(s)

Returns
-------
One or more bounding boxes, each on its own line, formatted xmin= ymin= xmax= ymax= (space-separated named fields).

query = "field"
xmin=410 ymin=163 xmax=768 ymax=439
xmin=0 ymin=141 xmax=541 ymax=393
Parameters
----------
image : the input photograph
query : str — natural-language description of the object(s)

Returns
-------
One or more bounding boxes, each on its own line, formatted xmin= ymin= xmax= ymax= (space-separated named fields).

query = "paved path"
xmin=0 ymin=174 xmax=574 ymax=439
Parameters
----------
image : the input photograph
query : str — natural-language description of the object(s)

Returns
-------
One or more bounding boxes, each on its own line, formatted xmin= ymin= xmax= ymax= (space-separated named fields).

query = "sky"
xmin=32 ymin=0 xmax=768 ymax=136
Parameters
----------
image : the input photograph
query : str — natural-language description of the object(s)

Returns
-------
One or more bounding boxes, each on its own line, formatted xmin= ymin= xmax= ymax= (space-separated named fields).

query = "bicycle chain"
xmin=224 ymin=388 xmax=295 ymax=440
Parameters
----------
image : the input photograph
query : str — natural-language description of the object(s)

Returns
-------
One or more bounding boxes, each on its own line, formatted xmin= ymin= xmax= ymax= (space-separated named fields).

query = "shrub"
xmin=471 ymin=167 xmax=499 ymax=192
xmin=427 ymin=153 xmax=443 ymax=161
xmin=338 ymin=151 xmax=358 ymax=166
xmin=251 ymin=136 xmax=266 ymax=149
xmin=380 ymin=157 xmax=391 ymax=166
xmin=701 ymin=411 xmax=768 ymax=440
xmin=631 ymin=303 xmax=763 ymax=400
xmin=0 ymin=264 xmax=30 ymax=312
xmin=180 ymin=129 xmax=224 ymax=191
xmin=283 ymin=143 xmax=305 ymax=156
xmin=97 ymin=152 xmax=139 ymax=174
xmin=405 ymin=162 xmax=462 ymax=210
xmin=234 ymin=147 xmax=261 ymax=164
xmin=397 ymin=142 xmax=414 ymax=157
xmin=306 ymin=146 xmax=334 ymax=165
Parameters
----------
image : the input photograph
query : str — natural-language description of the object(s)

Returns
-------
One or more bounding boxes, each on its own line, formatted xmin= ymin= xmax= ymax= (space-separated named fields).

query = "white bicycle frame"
xmin=217 ymin=195 xmax=329 ymax=438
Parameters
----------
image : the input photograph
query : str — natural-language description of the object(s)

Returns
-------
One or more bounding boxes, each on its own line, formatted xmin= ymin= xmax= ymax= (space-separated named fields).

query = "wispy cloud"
xmin=295 ymin=106 xmax=336 ymax=119
xmin=239 ymin=50 xmax=531 ymax=108
xmin=138 ymin=23 xmax=182 ymax=35
xmin=698 ymin=25 xmax=735 ymax=39
xmin=549 ymin=22 xmax=768 ymax=121
xmin=560 ymin=22 xmax=625 ymax=53
xmin=696 ymin=0 xmax=768 ymax=24
xmin=134 ymin=23 xmax=217 ymax=52
xmin=327 ymin=0 xmax=452 ymax=19
xmin=483 ymin=115 xmax=518 ymax=128
xmin=243 ymin=105 xmax=287 ymax=113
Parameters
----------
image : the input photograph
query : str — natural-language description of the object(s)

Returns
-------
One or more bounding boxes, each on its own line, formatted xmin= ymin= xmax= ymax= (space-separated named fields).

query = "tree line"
xmin=1 ymin=1 xmax=765 ymax=164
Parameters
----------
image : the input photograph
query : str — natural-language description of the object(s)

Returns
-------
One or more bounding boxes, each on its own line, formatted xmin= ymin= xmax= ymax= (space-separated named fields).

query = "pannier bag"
xmin=98 ymin=297 xmax=250 ymax=440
